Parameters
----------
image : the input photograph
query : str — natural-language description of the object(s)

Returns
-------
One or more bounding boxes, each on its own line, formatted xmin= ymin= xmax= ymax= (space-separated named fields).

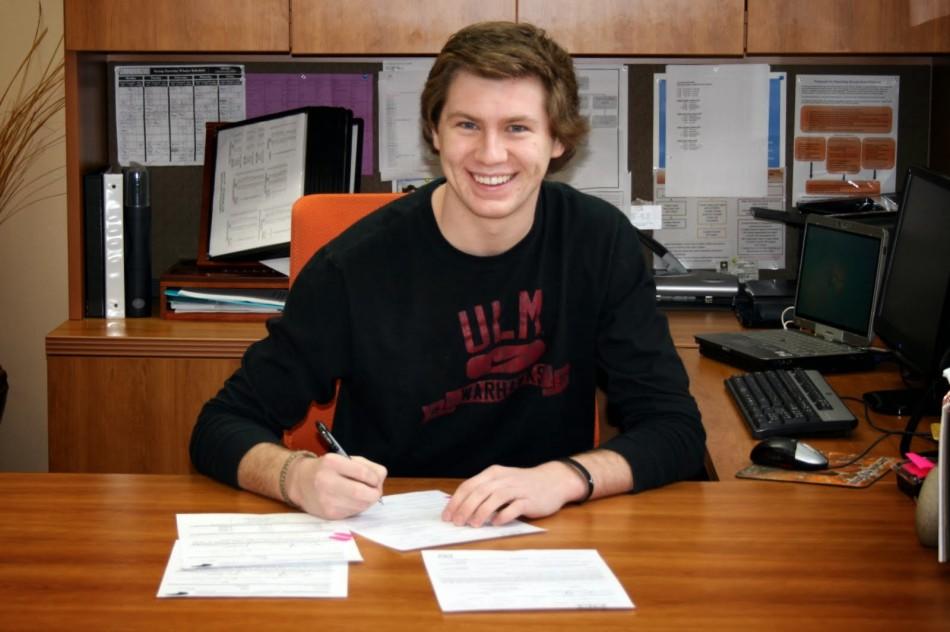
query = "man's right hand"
xmin=287 ymin=452 xmax=387 ymax=519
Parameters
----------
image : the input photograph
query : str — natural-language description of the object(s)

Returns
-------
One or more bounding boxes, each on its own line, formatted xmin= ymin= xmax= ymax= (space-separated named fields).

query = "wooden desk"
xmin=681 ymin=347 xmax=915 ymax=479
xmin=0 ymin=473 xmax=945 ymax=630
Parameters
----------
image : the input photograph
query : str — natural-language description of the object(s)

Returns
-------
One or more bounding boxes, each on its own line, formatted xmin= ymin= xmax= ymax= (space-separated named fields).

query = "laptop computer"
xmin=695 ymin=214 xmax=889 ymax=372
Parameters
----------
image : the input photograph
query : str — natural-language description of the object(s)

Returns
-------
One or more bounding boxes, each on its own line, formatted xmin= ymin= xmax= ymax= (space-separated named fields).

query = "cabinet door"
xmin=48 ymin=356 xmax=242 ymax=473
xmin=291 ymin=0 xmax=516 ymax=54
xmin=517 ymin=0 xmax=745 ymax=55
xmin=64 ymin=0 xmax=290 ymax=52
xmin=748 ymin=0 xmax=950 ymax=53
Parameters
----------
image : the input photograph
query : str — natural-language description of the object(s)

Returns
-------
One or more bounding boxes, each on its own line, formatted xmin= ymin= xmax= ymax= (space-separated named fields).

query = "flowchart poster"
xmin=792 ymin=75 xmax=899 ymax=204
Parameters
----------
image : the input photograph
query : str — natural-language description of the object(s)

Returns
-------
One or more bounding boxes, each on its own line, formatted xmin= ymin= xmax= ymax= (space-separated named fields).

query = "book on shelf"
xmin=164 ymin=287 xmax=288 ymax=314
xmin=158 ymin=260 xmax=288 ymax=322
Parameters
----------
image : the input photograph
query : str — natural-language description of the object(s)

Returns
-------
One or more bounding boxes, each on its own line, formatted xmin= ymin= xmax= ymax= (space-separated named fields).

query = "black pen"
xmin=317 ymin=422 xmax=349 ymax=458
xmin=316 ymin=422 xmax=383 ymax=503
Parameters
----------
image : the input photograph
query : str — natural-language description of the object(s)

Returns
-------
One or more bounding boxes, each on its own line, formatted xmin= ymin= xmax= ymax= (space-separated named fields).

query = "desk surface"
xmin=0 ymin=473 xmax=946 ymax=631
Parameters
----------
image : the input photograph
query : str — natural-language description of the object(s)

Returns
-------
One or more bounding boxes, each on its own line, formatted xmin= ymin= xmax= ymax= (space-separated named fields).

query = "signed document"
xmin=421 ymin=549 xmax=635 ymax=612
xmin=344 ymin=490 xmax=545 ymax=551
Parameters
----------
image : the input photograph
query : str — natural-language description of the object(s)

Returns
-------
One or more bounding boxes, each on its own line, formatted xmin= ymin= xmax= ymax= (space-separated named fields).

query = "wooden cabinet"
xmin=518 ymin=0 xmax=745 ymax=56
xmin=64 ymin=0 xmax=290 ymax=52
xmin=747 ymin=0 xmax=950 ymax=54
xmin=291 ymin=0 xmax=515 ymax=54
xmin=46 ymin=319 xmax=265 ymax=473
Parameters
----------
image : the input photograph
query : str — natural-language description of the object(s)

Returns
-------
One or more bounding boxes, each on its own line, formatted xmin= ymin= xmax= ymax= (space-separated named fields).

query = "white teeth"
xmin=473 ymin=174 xmax=512 ymax=186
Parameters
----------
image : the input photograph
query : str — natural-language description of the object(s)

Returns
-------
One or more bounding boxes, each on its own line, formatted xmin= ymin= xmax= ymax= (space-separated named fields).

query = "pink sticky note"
xmin=905 ymin=452 xmax=935 ymax=478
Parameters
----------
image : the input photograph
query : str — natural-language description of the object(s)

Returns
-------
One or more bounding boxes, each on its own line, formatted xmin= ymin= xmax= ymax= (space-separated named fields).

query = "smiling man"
xmin=191 ymin=22 xmax=705 ymax=525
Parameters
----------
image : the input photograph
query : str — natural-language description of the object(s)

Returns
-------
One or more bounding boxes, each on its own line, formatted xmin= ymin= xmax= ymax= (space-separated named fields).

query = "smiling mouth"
xmin=472 ymin=173 xmax=514 ymax=186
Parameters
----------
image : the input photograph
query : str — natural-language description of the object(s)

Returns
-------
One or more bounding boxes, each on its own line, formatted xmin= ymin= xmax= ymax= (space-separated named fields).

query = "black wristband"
xmin=559 ymin=457 xmax=594 ymax=503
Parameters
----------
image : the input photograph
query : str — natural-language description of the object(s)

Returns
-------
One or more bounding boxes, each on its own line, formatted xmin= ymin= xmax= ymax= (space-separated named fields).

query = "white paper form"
xmin=652 ymin=71 xmax=787 ymax=270
xmin=157 ymin=540 xmax=348 ymax=598
xmin=115 ymin=65 xmax=246 ymax=167
xmin=344 ymin=490 xmax=545 ymax=551
xmin=792 ymin=75 xmax=899 ymax=204
xmin=550 ymin=64 xmax=631 ymax=215
xmin=665 ymin=64 xmax=770 ymax=198
xmin=174 ymin=513 xmax=362 ymax=568
xmin=378 ymin=59 xmax=440 ymax=181
xmin=208 ymin=112 xmax=307 ymax=258
xmin=422 ymin=549 xmax=634 ymax=612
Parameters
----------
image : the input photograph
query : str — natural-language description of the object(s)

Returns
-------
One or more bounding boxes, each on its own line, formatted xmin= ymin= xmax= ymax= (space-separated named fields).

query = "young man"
xmin=190 ymin=21 xmax=705 ymax=526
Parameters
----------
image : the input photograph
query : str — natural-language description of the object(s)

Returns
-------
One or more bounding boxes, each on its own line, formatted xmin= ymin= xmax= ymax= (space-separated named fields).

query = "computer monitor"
xmin=864 ymin=167 xmax=950 ymax=423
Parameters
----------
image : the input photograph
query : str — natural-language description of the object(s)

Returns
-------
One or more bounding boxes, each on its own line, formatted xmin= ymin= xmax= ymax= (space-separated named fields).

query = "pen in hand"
xmin=317 ymin=421 xmax=349 ymax=458
xmin=316 ymin=422 xmax=383 ymax=504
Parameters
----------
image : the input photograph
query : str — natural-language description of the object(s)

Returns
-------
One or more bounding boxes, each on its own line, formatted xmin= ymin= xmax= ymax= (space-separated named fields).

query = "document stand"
xmin=159 ymin=123 xmax=289 ymax=322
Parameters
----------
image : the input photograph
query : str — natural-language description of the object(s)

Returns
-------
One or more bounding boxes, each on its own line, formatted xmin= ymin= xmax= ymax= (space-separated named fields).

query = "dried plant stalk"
xmin=0 ymin=4 xmax=65 ymax=228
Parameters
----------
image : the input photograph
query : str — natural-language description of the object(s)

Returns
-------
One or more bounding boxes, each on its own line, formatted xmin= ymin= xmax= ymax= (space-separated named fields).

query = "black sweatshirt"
xmin=191 ymin=180 xmax=705 ymax=491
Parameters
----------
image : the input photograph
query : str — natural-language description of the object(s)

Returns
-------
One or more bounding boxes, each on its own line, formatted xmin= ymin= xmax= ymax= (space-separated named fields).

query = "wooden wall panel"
xmin=518 ymin=0 xmax=745 ymax=56
xmin=291 ymin=0 xmax=515 ymax=54
xmin=64 ymin=0 xmax=290 ymax=52
xmin=748 ymin=0 xmax=950 ymax=54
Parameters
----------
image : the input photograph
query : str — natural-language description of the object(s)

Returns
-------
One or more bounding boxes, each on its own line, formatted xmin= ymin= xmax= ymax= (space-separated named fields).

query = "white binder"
xmin=103 ymin=172 xmax=125 ymax=318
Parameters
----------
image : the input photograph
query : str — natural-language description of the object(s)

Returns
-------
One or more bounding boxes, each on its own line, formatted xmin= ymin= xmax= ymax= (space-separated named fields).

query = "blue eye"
xmin=458 ymin=121 xmax=478 ymax=130
xmin=508 ymin=124 xmax=529 ymax=133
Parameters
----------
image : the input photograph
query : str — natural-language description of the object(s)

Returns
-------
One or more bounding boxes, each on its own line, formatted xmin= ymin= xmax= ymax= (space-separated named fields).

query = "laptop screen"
xmin=793 ymin=215 xmax=888 ymax=345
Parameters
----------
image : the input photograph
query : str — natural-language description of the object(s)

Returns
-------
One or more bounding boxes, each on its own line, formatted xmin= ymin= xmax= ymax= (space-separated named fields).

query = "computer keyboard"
xmin=749 ymin=329 xmax=860 ymax=356
xmin=725 ymin=368 xmax=857 ymax=439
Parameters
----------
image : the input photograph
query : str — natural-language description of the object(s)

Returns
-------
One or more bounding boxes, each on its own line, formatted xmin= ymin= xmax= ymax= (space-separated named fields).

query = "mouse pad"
xmin=735 ymin=452 xmax=899 ymax=488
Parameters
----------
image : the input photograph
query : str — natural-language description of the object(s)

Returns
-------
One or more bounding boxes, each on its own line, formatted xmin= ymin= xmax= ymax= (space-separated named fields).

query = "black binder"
xmin=82 ymin=172 xmax=106 ymax=318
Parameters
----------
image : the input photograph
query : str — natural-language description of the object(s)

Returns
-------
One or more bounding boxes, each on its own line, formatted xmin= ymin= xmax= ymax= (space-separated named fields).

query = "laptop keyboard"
xmin=749 ymin=329 xmax=858 ymax=356
xmin=725 ymin=368 xmax=858 ymax=438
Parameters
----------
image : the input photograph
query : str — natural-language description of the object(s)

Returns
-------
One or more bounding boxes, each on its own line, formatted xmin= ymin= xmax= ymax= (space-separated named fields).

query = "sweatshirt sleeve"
xmin=189 ymin=251 xmax=352 ymax=487
xmin=595 ymin=219 xmax=706 ymax=491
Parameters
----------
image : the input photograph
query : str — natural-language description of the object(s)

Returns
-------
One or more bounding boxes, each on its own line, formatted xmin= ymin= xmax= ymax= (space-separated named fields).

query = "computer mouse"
xmin=750 ymin=437 xmax=829 ymax=471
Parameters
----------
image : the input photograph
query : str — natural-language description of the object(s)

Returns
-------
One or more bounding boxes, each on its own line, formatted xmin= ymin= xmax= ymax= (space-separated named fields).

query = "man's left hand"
xmin=441 ymin=461 xmax=587 ymax=527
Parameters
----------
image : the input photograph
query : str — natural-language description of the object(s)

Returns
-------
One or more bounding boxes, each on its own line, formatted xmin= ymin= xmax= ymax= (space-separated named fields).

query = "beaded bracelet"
xmin=278 ymin=450 xmax=316 ymax=508
xmin=559 ymin=457 xmax=595 ymax=503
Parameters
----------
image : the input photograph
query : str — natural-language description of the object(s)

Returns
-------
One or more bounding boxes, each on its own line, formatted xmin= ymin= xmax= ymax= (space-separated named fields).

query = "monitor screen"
xmin=874 ymin=167 xmax=950 ymax=378
xmin=795 ymin=218 xmax=885 ymax=341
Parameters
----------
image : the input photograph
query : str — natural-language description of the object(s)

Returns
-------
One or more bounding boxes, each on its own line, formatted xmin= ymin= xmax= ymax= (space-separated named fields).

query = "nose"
xmin=476 ymin=130 xmax=507 ymax=164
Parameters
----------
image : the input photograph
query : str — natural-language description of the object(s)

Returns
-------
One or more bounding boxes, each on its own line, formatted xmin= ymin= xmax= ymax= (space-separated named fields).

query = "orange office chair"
xmin=282 ymin=192 xmax=404 ymax=454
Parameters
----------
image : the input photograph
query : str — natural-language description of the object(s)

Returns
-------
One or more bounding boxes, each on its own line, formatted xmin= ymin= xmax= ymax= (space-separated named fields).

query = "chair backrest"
xmin=288 ymin=193 xmax=405 ymax=284
xmin=282 ymin=192 xmax=403 ymax=453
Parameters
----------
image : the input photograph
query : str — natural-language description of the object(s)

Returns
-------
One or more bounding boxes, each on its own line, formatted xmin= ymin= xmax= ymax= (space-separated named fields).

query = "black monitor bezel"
xmin=873 ymin=166 xmax=950 ymax=379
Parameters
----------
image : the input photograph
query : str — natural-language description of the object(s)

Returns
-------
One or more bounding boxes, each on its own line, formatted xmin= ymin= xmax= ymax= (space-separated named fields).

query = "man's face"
xmin=432 ymin=71 xmax=565 ymax=226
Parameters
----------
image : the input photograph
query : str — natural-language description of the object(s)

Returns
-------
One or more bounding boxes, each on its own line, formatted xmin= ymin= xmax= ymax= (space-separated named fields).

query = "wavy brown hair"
xmin=420 ymin=21 xmax=588 ymax=174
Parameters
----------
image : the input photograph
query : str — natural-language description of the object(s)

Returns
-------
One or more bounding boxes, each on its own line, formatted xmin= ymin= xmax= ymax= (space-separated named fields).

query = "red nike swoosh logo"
xmin=465 ymin=340 xmax=546 ymax=379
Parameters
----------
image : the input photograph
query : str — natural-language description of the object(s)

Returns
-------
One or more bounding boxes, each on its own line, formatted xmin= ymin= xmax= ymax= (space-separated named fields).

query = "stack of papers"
xmin=157 ymin=513 xmax=359 ymax=598
xmin=164 ymin=287 xmax=288 ymax=314
xmin=156 ymin=490 xmax=635 ymax=611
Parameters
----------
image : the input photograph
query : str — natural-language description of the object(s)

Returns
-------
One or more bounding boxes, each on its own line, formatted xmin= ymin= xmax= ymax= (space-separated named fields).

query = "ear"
xmin=431 ymin=126 xmax=442 ymax=152
xmin=551 ymin=137 xmax=565 ymax=159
